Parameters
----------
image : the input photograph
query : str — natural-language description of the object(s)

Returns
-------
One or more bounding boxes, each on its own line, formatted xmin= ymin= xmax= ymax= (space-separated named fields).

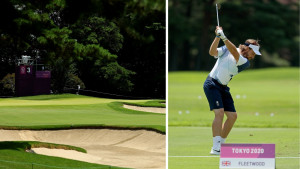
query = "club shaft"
xmin=216 ymin=4 xmax=219 ymax=26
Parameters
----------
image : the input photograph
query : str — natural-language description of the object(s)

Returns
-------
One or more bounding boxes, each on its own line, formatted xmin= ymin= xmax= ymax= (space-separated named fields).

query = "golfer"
xmin=203 ymin=26 xmax=261 ymax=155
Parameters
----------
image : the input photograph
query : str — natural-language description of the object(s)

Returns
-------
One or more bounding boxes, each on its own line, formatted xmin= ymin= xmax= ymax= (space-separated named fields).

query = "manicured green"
xmin=168 ymin=127 xmax=299 ymax=169
xmin=0 ymin=94 xmax=165 ymax=133
xmin=168 ymin=68 xmax=299 ymax=128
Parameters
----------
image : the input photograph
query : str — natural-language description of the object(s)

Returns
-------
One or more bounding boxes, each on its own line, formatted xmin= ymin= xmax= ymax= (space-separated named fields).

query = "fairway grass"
xmin=0 ymin=94 xmax=166 ymax=133
xmin=168 ymin=127 xmax=300 ymax=169
xmin=168 ymin=68 xmax=299 ymax=168
xmin=168 ymin=68 xmax=299 ymax=128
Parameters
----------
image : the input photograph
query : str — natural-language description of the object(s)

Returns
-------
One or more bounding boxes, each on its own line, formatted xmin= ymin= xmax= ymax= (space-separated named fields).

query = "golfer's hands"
xmin=215 ymin=26 xmax=227 ymax=41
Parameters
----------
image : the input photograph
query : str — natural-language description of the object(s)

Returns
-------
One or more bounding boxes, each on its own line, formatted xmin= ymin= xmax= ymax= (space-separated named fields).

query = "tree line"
xmin=169 ymin=0 xmax=299 ymax=71
xmin=0 ymin=0 xmax=166 ymax=98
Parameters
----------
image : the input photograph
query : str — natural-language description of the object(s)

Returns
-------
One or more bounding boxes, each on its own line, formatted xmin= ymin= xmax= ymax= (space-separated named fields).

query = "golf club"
xmin=216 ymin=4 xmax=220 ymax=27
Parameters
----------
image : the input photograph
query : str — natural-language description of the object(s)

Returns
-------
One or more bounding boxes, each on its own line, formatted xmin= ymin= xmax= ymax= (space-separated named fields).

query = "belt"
xmin=207 ymin=76 xmax=227 ymax=87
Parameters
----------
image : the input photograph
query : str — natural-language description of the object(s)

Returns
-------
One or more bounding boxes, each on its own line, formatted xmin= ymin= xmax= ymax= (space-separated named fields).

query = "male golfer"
xmin=203 ymin=26 xmax=261 ymax=155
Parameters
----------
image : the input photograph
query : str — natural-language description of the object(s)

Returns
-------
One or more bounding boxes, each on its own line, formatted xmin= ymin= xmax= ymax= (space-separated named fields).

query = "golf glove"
xmin=216 ymin=29 xmax=228 ymax=41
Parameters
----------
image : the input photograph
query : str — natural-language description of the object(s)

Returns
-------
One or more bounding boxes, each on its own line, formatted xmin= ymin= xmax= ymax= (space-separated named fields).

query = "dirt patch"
xmin=0 ymin=129 xmax=165 ymax=169
xmin=123 ymin=104 xmax=166 ymax=114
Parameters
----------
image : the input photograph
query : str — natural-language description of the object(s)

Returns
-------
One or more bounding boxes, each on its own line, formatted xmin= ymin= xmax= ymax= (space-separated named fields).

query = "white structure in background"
xmin=18 ymin=55 xmax=33 ymax=66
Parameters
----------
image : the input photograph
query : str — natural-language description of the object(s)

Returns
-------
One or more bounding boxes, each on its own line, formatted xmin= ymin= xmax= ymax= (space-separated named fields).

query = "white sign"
xmin=219 ymin=144 xmax=275 ymax=169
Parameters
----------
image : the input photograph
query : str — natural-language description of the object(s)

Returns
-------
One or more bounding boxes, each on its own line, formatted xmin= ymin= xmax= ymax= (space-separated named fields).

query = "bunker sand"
xmin=0 ymin=129 xmax=165 ymax=169
xmin=123 ymin=104 xmax=166 ymax=114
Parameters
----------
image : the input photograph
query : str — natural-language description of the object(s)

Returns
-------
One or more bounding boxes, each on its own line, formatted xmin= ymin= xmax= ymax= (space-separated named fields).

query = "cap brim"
xmin=253 ymin=49 xmax=261 ymax=55
xmin=249 ymin=44 xmax=261 ymax=55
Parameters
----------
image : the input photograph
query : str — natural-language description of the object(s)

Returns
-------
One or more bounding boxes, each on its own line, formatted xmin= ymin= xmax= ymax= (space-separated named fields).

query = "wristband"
xmin=222 ymin=38 xmax=228 ymax=41
xmin=216 ymin=36 xmax=220 ymax=38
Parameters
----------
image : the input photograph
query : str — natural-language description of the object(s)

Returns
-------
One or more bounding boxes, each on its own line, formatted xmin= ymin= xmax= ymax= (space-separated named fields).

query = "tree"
xmin=37 ymin=27 xmax=78 ymax=93
xmin=72 ymin=16 xmax=123 ymax=53
xmin=0 ymin=73 xmax=15 ymax=95
xmin=66 ymin=0 xmax=166 ymax=98
xmin=220 ymin=0 xmax=299 ymax=68
xmin=0 ymin=0 xmax=166 ymax=98
xmin=169 ymin=0 xmax=299 ymax=71
xmin=75 ymin=43 xmax=135 ymax=93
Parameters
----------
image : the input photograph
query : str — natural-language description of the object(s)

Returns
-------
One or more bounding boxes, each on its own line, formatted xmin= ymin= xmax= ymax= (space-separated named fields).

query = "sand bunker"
xmin=123 ymin=104 xmax=165 ymax=114
xmin=32 ymin=148 xmax=102 ymax=164
xmin=0 ymin=129 xmax=165 ymax=169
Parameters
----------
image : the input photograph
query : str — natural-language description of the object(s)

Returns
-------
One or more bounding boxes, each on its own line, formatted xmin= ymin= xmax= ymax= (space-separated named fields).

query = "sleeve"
xmin=237 ymin=55 xmax=250 ymax=73
xmin=236 ymin=55 xmax=248 ymax=66
xmin=215 ymin=45 xmax=227 ymax=59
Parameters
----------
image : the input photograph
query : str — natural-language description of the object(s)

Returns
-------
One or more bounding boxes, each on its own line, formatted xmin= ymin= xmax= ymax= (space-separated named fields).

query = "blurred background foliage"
xmin=169 ymin=0 xmax=299 ymax=71
xmin=0 ymin=0 xmax=165 ymax=98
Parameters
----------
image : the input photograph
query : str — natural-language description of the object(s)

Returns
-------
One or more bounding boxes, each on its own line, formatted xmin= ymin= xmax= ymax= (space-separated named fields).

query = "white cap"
xmin=249 ymin=44 xmax=261 ymax=55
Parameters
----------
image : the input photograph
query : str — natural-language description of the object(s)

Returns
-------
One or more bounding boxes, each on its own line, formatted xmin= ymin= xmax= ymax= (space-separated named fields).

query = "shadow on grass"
xmin=0 ymin=141 xmax=31 ymax=151
xmin=0 ymin=141 xmax=86 ymax=153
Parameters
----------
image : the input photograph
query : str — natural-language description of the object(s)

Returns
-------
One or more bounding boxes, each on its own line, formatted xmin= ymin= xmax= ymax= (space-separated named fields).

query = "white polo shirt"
xmin=209 ymin=45 xmax=250 ymax=85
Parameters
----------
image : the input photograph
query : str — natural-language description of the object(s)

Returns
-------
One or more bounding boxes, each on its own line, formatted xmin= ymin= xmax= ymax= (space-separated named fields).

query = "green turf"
xmin=168 ymin=68 xmax=299 ymax=168
xmin=168 ymin=68 xmax=299 ymax=128
xmin=0 ymin=149 xmax=128 ymax=169
xmin=168 ymin=127 xmax=300 ymax=169
xmin=0 ymin=94 xmax=165 ymax=133
xmin=0 ymin=94 xmax=165 ymax=168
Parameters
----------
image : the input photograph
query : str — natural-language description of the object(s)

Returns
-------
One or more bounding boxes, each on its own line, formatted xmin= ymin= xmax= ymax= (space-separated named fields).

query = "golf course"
xmin=0 ymin=94 xmax=166 ymax=169
xmin=168 ymin=68 xmax=299 ymax=169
